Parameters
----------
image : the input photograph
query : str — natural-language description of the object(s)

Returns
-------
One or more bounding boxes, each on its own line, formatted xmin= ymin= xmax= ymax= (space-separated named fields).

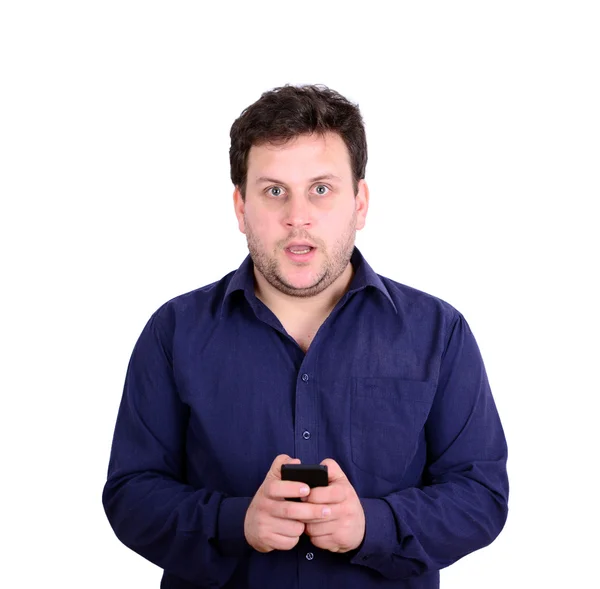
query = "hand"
xmin=301 ymin=458 xmax=365 ymax=553
xmin=244 ymin=455 xmax=332 ymax=553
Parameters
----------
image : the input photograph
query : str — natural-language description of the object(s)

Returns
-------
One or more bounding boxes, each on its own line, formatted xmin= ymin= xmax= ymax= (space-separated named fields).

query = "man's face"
xmin=234 ymin=132 xmax=369 ymax=298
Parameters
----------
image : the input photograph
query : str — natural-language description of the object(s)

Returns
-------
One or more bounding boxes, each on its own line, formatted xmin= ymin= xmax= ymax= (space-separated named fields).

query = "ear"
xmin=233 ymin=187 xmax=246 ymax=234
xmin=355 ymin=179 xmax=370 ymax=231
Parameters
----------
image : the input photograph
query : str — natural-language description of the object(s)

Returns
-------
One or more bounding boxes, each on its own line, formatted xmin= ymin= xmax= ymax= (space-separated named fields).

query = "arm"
xmin=102 ymin=311 xmax=251 ymax=587
xmin=352 ymin=313 xmax=509 ymax=579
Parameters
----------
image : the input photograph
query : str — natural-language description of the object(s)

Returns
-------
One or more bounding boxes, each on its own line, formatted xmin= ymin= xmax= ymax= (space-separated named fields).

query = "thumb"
xmin=320 ymin=458 xmax=347 ymax=483
xmin=267 ymin=454 xmax=301 ymax=480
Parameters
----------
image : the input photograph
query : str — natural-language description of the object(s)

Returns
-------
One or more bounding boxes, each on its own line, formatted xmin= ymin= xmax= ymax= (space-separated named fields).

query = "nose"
xmin=283 ymin=194 xmax=312 ymax=228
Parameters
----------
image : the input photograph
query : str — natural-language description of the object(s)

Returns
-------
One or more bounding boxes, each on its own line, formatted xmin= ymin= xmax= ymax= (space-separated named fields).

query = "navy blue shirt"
xmin=103 ymin=248 xmax=508 ymax=588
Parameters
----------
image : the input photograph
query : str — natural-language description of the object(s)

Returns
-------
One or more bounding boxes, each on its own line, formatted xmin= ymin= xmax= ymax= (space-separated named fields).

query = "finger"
xmin=304 ymin=484 xmax=346 ymax=505
xmin=265 ymin=480 xmax=310 ymax=500
xmin=271 ymin=533 xmax=303 ymax=551
xmin=320 ymin=458 xmax=347 ymax=483
xmin=266 ymin=454 xmax=301 ymax=481
xmin=307 ymin=531 xmax=338 ymax=551
xmin=274 ymin=500 xmax=331 ymax=522
xmin=272 ymin=519 xmax=305 ymax=538
xmin=305 ymin=521 xmax=337 ymax=538
xmin=299 ymin=509 xmax=335 ymax=524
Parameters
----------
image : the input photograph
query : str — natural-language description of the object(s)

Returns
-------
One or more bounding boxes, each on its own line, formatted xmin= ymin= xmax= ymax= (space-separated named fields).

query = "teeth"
xmin=290 ymin=247 xmax=311 ymax=254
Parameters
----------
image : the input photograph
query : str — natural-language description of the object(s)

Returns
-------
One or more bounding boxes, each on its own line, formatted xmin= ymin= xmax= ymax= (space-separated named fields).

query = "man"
xmin=103 ymin=84 xmax=508 ymax=588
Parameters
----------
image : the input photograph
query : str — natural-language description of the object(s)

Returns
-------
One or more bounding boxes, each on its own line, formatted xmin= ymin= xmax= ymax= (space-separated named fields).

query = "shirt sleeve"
xmin=350 ymin=313 xmax=509 ymax=580
xmin=102 ymin=310 xmax=252 ymax=587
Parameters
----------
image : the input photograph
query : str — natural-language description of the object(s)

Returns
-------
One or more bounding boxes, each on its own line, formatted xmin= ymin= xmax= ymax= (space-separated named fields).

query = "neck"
xmin=254 ymin=262 xmax=354 ymax=322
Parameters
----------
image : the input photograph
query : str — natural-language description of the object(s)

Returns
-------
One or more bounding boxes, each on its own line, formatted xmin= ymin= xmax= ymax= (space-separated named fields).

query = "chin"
xmin=282 ymin=269 xmax=321 ymax=288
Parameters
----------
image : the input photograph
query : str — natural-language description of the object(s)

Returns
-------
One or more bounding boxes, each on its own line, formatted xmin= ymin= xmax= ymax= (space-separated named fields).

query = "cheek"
xmin=323 ymin=209 xmax=356 ymax=236
xmin=246 ymin=211 xmax=278 ymax=241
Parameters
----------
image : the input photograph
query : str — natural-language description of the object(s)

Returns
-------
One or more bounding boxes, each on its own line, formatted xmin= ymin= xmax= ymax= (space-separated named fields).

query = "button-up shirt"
xmin=103 ymin=248 xmax=509 ymax=588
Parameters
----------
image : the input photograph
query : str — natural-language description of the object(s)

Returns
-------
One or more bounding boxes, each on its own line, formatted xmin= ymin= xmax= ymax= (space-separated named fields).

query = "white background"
xmin=1 ymin=1 xmax=598 ymax=587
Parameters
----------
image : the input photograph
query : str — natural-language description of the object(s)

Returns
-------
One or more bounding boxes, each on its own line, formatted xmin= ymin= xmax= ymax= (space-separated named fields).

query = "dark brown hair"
xmin=229 ymin=84 xmax=367 ymax=198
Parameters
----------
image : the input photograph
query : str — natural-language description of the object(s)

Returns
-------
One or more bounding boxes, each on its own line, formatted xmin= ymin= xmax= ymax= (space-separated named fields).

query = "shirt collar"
xmin=223 ymin=254 xmax=255 ymax=304
xmin=221 ymin=247 xmax=397 ymax=316
xmin=347 ymin=248 xmax=398 ymax=313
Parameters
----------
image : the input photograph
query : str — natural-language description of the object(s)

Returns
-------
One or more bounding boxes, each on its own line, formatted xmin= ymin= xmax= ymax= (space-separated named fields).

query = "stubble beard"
xmin=244 ymin=212 xmax=357 ymax=298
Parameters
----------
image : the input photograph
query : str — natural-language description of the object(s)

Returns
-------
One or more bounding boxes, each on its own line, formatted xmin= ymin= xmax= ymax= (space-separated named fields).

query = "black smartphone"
xmin=281 ymin=464 xmax=328 ymax=501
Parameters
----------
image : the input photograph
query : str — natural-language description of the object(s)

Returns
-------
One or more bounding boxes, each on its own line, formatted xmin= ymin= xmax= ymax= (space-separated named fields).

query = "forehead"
xmin=246 ymin=132 xmax=352 ymax=181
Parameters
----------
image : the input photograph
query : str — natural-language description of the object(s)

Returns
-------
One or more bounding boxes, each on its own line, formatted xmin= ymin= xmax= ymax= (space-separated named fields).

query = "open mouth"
xmin=286 ymin=246 xmax=314 ymax=255
xmin=284 ymin=245 xmax=317 ymax=261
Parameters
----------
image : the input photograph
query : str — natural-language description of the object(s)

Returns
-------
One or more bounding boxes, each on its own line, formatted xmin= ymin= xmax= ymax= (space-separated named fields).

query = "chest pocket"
xmin=351 ymin=377 xmax=435 ymax=482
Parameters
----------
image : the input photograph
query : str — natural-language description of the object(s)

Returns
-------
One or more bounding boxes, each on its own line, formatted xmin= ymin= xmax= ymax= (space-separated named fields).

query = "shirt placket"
xmin=294 ymin=360 xmax=319 ymax=468
xmin=294 ymin=349 xmax=324 ymax=586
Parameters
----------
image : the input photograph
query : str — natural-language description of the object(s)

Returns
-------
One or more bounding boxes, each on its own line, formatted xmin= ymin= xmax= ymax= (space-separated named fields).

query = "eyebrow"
xmin=255 ymin=174 xmax=342 ymax=185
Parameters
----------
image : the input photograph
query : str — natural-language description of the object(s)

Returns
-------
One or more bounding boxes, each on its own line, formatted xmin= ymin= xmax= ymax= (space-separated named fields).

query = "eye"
xmin=267 ymin=186 xmax=285 ymax=197
xmin=314 ymin=184 xmax=330 ymax=196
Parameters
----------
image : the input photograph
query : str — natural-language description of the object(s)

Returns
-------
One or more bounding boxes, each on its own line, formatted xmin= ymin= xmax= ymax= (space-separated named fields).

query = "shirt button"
xmin=302 ymin=431 xmax=311 ymax=440
xmin=306 ymin=552 xmax=314 ymax=561
xmin=301 ymin=373 xmax=309 ymax=382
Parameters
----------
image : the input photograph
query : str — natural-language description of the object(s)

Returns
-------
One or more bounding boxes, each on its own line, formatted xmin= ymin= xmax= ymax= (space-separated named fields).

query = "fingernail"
xmin=322 ymin=507 xmax=331 ymax=517
xmin=299 ymin=486 xmax=310 ymax=495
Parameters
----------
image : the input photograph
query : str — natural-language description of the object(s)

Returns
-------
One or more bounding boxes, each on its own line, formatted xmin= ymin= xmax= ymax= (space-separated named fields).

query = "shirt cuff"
xmin=350 ymin=498 xmax=396 ymax=569
xmin=217 ymin=496 xmax=253 ymax=557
